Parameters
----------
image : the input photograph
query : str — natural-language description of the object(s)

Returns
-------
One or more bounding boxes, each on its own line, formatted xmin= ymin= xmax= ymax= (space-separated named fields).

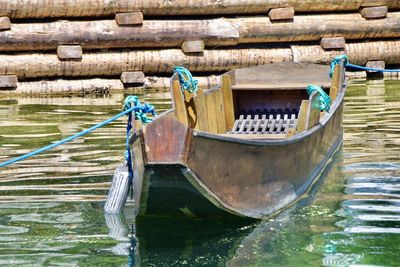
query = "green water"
xmin=0 ymin=80 xmax=399 ymax=266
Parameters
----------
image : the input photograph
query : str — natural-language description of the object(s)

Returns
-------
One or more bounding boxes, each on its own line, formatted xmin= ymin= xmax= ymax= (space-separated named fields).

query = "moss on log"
xmin=1 ymin=0 xmax=399 ymax=19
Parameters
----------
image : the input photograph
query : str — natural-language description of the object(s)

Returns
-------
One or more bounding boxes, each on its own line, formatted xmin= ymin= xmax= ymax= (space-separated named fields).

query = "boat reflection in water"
xmin=105 ymin=150 xmax=344 ymax=267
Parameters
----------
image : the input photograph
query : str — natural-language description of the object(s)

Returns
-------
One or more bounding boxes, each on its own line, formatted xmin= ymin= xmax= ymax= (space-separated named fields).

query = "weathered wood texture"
xmin=1 ymin=40 xmax=399 ymax=79
xmin=4 ymin=13 xmax=400 ymax=51
xmin=0 ymin=19 xmax=238 ymax=51
xmin=120 ymin=71 xmax=145 ymax=84
xmin=115 ymin=12 xmax=143 ymax=26
xmin=0 ymin=0 xmax=398 ymax=18
xmin=0 ymin=75 xmax=17 ymax=88
xmin=0 ymin=76 xmax=220 ymax=96
xmin=0 ymin=48 xmax=291 ymax=78
xmin=0 ymin=16 xmax=10 ymax=30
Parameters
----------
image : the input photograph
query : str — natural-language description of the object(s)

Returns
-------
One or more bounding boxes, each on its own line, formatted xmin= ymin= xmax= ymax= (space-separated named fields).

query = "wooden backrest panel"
xmin=221 ymin=75 xmax=235 ymax=131
xmin=306 ymin=91 xmax=321 ymax=130
xmin=296 ymin=99 xmax=309 ymax=133
xmin=172 ymin=79 xmax=188 ymax=126
xmin=329 ymin=64 xmax=340 ymax=101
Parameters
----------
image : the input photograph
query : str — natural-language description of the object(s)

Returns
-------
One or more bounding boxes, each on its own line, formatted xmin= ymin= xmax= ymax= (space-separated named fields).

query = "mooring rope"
xmin=173 ymin=66 xmax=199 ymax=93
xmin=0 ymin=96 xmax=155 ymax=168
xmin=330 ymin=54 xmax=400 ymax=77
xmin=307 ymin=85 xmax=332 ymax=112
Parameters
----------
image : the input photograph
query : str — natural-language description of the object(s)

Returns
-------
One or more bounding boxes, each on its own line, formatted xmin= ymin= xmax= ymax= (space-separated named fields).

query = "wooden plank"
xmin=218 ymin=134 xmax=286 ymax=140
xmin=220 ymin=75 xmax=235 ymax=131
xmin=253 ymin=115 xmax=261 ymax=133
xmin=285 ymin=128 xmax=296 ymax=138
xmin=296 ymin=100 xmax=309 ymax=133
xmin=120 ymin=71 xmax=145 ymax=84
xmin=329 ymin=64 xmax=341 ymax=101
xmin=320 ymin=37 xmax=345 ymax=50
xmin=366 ymin=60 xmax=385 ymax=70
xmin=268 ymin=7 xmax=294 ymax=21
xmin=172 ymin=79 xmax=188 ymax=125
xmin=204 ymin=91 xmax=219 ymax=133
xmin=0 ymin=75 xmax=17 ymax=89
xmin=57 ymin=45 xmax=82 ymax=60
xmin=181 ymin=40 xmax=204 ymax=53
xmin=193 ymin=94 xmax=208 ymax=131
xmin=306 ymin=91 xmax=321 ymax=130
xmin=0 ymin=16 xmax=10 ymax=30
xmin=214 ymin=90 xmax=227 ymax=134
xmin=183 ymin=90 xmax=197 ymax=129
xmin=360 ymin=6 xmax=388 ymax=19
xmin=231 ymin=82 xmax=331 ymax=90
xmin=115 ymin=12 xmax=143 ymax=26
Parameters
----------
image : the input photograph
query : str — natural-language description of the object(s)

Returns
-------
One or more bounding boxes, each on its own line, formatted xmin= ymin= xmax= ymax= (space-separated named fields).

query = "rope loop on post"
xmin=173 ymin=66 xmax=199 ymax=94
xmin=307 ymin=85 xmax=332 ymax=112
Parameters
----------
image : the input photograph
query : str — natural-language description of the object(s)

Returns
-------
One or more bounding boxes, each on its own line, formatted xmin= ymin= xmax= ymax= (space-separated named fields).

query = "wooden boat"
xmin=129 ymin=61 xmax=346 ymax=219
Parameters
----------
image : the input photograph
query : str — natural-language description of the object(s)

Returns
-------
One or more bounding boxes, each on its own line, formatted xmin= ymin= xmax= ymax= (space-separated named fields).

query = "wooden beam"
xmin=365 ymin=60 xmax=385 ymax=70
xmin=57 ymin=45 xmax=82 ymax=60
xmin=268 ymin=7 xmax=294 ymax=21
xmin=360 ymin=6 xmax=388 ymax=19
xmin=0 ymin=75 xmax=17 ymax=89
xmin=220 ymin=75 xmax=235 ymax=131
xmin=0 ymin=1 xmax=375 ymax=19
xmin=0 ymin=16 xmax=10 ymax=30
xmin=181 ymin=40 xmax=205 ymax=53
xmin=121 ymin=71 xmax=145 ymax=84
xmin=115 ymin=12 xmax=143 ymax=26
xmin=320 ymin=37 xmax=345 ymax=50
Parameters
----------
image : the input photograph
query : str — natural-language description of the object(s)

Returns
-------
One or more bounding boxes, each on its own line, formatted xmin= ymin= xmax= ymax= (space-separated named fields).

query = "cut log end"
xmin=268 ymin=7 xmax=294 ymax=21
xmin=0 ymin=75 xmax=18 ymax=89
xmin=115 ymin=12 xmax=143 ymax=26
xmin=181 ymin=40 xmax=205 ymax=53
xmin=0 ymin=17 xmax=11 ymax=30
xmin=320 ymin=37 xmax=346 ymax=50
xmin=57 ymin=45 xmax=82 ymax=60
xmin=360 ymin=6 xmax=388 ymax=19
xmin=121 ymin=71 xmax=145 ymax=84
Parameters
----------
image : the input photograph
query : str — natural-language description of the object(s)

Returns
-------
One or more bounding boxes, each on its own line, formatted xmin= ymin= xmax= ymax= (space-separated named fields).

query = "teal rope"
xmin=330 ymin=54 xmax=400 ymax=76
xmin=124 ymin=96 xmax=156 ymax=124
xmin=307 ymin=85 xmax=332 ymax=112
xmin=0 ymin=96 xmax=155 ymax=168
xmin=173 ymin=66 xmax=199 ymax=93
xmin=329 ymin=55 xmax=349 ymax=78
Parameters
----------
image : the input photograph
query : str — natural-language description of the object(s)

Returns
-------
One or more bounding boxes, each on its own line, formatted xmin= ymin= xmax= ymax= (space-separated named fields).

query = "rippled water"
xmin=0 ymin=80 xmax=399 ymax=266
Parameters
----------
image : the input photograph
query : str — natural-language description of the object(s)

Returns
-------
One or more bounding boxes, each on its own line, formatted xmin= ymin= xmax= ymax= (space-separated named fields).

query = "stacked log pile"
xmin=0 ymin=0 xmax=400 ymax=94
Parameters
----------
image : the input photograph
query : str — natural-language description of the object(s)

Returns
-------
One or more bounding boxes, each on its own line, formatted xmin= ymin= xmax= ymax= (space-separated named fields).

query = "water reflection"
xmin=0 ymin=80 xmax=399 ymax=266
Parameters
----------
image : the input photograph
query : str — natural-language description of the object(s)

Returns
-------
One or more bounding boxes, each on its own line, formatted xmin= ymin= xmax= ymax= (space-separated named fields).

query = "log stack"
xmin=0 ymin=0 xmax=399 ymax=95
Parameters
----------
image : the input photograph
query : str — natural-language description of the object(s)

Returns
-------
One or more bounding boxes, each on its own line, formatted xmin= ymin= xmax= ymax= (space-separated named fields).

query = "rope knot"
xmin=307 ymin=85 xmax=332 ymax=112
xmin=329 ymin=55 xmax=349 ymax=78
xmin=173 ymin=66 xmax=199 ymax=94
xmin=123 ymin=96 xmax=156 ymax=124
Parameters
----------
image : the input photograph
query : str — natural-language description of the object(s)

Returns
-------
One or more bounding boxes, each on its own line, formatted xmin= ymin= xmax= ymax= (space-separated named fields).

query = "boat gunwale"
xmin=192 ymin=81 xmax=346 ymax=146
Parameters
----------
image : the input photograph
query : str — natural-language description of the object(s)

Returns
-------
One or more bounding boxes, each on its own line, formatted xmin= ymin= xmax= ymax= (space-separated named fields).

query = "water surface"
xmin=0 ymin=80 xmax=399 ymax=266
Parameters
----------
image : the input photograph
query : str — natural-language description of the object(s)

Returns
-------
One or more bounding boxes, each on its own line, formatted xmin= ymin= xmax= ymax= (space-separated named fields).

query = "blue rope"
xmin=307 ymin=85 xmax=332 ymax=112
xmin=0 ymin=96 xmax=155 ymax=168
xmin=330 ymin=54 xmax=400 ymax=76
xmin=173 ymin=66 xmax=199 ymax=93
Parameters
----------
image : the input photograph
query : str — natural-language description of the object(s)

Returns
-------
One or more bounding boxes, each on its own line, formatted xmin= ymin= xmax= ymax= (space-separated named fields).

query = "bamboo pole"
xmin=0 ymin=19 xmax=238 ymax=51
xmin=4 ymin=13 xmax=400 ymax=51
xmin=2 ymin=0 xmax=399 ymax=19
